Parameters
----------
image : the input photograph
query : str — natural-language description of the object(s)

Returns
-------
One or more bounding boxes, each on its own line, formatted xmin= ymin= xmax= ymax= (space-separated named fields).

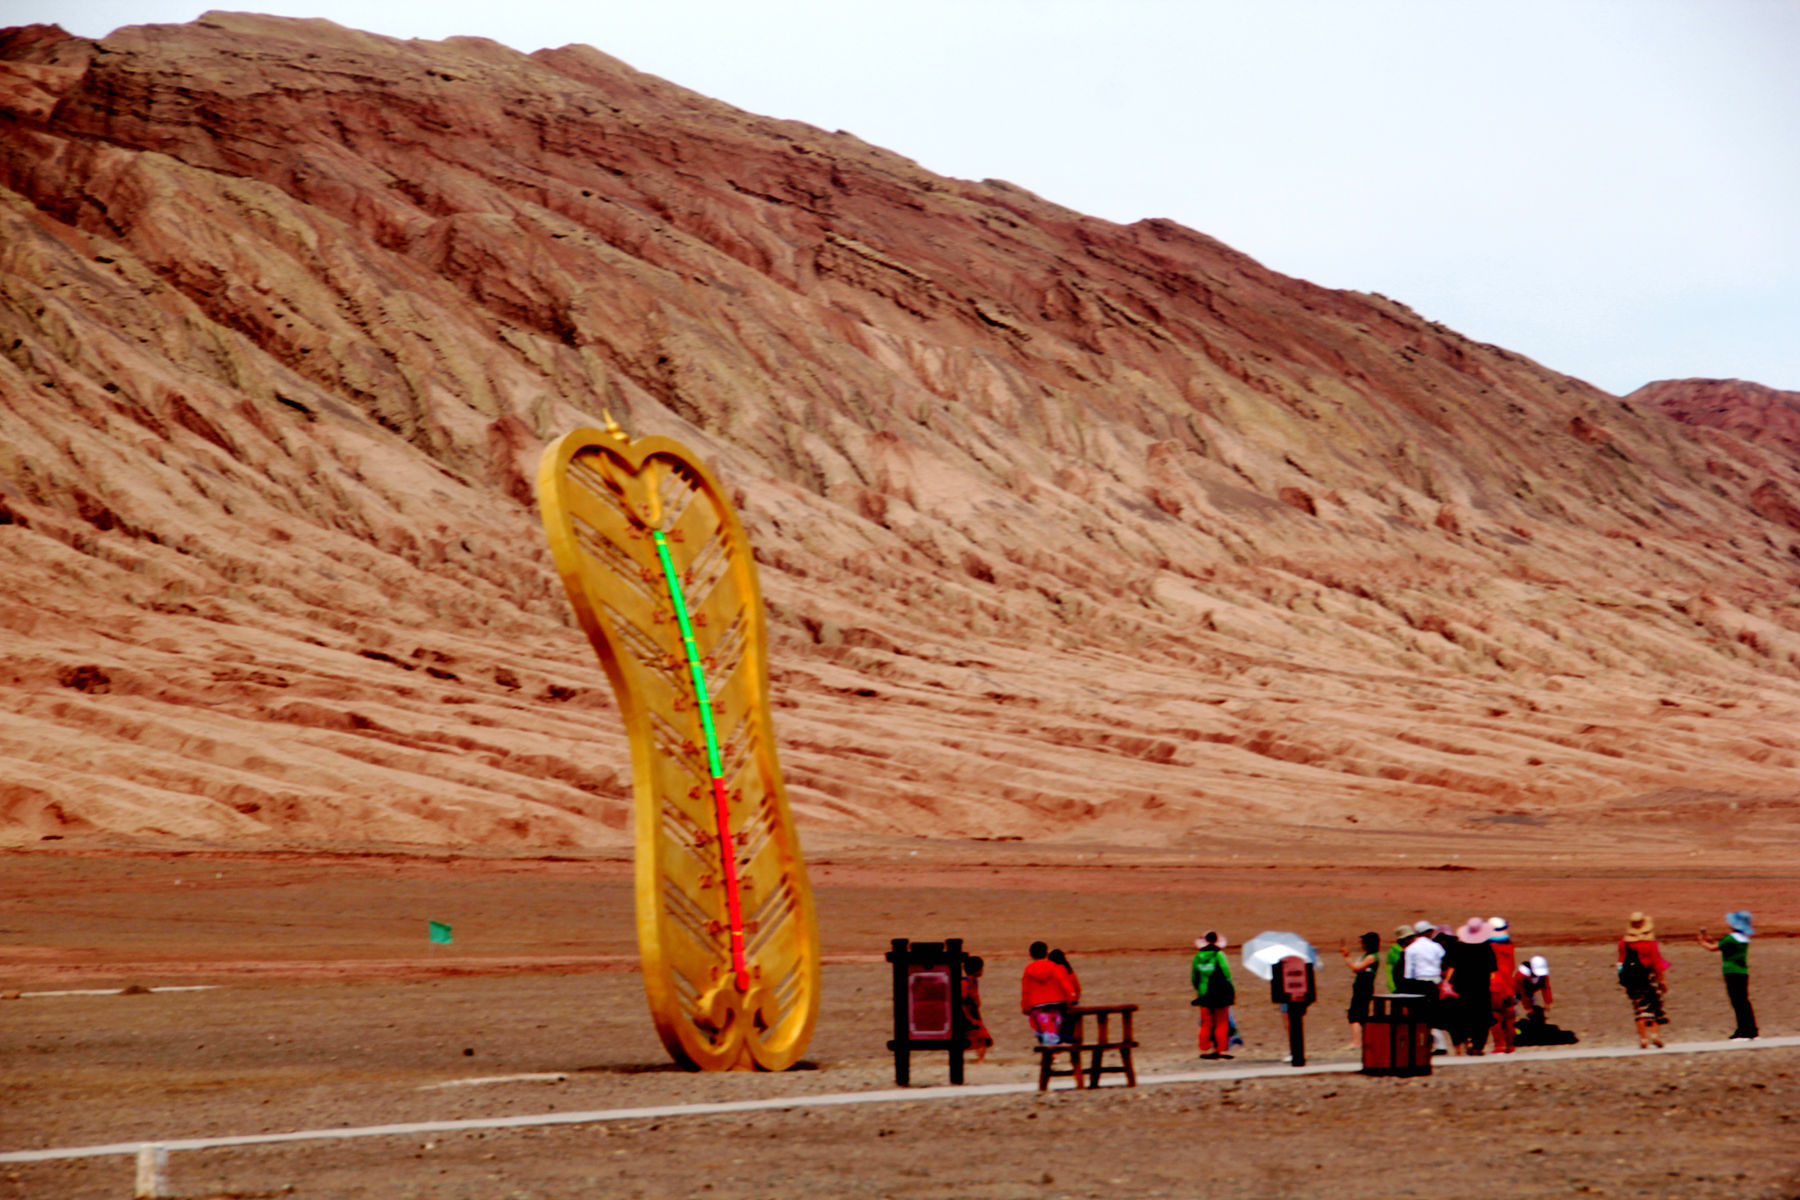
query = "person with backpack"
xmin=1618 ymin=912 xmax=1670 ymax=1049
xmin=1190 ymin=932 xmax=1236 ymax=1059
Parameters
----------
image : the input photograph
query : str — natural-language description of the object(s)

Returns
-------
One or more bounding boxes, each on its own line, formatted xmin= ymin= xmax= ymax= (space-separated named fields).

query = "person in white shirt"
xmin=1402 ymin=919 xmax=1452 ymax=1054
xmin=1402 ymin=921 xmax=1445 ymax=984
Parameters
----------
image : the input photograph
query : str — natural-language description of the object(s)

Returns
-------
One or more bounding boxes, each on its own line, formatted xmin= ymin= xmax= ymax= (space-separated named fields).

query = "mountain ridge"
xmin=2 ymin=14 xmax=1797 ymax=851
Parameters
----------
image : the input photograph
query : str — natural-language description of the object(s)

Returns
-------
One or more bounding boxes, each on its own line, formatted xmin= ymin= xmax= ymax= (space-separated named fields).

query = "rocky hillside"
xmin=2 ymin=14 xmax=1798 ymax=850
xmin=1631 ymin=378 xmax=1800 ymax=468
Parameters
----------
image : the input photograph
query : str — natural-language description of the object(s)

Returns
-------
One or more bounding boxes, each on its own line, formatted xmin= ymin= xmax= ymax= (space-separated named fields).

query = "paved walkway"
xmin=5 ymin=1036 xmax=1796 ymax=1165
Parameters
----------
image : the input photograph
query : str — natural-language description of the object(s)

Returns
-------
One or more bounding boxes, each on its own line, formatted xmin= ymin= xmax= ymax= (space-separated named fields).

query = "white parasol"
xmin=1239 ymin=931 xmax=1318 ymax=980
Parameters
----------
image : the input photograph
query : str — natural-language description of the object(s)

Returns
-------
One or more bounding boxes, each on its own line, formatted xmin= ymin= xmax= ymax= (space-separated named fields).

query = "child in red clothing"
xmin=1020 ymin=941 xmax=1076 ymax=1044
xmin=961 ymin=956 xmax=995 ymax=1062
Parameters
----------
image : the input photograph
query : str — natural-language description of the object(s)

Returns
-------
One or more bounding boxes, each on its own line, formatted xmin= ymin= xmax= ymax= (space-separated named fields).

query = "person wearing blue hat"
xmin=1696 ymin=911 xmax=1758 ymax=1040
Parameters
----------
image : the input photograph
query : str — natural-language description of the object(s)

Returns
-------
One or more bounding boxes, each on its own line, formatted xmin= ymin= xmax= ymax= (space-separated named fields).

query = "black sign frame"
xmin=885 ymin=937 xmax=968 ymax=1086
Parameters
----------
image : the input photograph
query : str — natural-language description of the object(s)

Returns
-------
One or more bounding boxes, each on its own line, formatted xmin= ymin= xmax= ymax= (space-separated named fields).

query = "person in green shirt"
xmin=1696 ymin=910 xmax=1757 ymax=1040
xmin=1190 ymin=932 xmax=1236 ymax=1059
xmin=1386 ymin=923 xmax=1414 ymax=991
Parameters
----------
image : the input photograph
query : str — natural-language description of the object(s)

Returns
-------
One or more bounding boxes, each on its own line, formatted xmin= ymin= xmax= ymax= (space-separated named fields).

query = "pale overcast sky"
xmin=11 ymin=0 xmax=1799 ymax=396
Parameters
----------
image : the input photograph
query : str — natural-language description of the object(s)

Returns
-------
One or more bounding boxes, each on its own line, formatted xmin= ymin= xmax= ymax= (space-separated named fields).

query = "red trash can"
xmin=1361 ymin=993 xmax=1432 ymax=1076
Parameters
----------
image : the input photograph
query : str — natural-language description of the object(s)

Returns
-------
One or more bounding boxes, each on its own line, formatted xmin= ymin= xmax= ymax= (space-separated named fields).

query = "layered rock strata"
xmin=1 ymin=15 xmax=1797 ymax=848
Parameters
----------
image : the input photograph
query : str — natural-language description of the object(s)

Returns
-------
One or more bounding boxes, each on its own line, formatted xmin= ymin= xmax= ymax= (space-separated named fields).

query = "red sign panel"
xmin=1278 ymin=957 xmax=1311 ymax=1002
xmin=907 ymin=965 xmax=953 ymax=1039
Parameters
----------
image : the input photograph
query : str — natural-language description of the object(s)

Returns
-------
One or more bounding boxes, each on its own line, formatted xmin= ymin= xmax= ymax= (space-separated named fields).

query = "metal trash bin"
xmin=1361 ymin=993 xmax=1432 ymax=1076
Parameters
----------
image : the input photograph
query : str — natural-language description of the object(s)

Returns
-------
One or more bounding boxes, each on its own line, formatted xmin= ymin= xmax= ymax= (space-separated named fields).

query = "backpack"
xmin=1196 ymin=950 xmax=1236 ymax=1007
xmin=1617 ymin=947 xmax=1648 ymax=990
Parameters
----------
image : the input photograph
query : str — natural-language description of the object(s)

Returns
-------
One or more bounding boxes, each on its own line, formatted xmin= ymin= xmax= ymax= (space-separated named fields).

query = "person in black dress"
xmin=1443 ymin=918 xmax=1497 ymax=1055
xmin=1341 ymin=931 xmax=1380 ymax=1048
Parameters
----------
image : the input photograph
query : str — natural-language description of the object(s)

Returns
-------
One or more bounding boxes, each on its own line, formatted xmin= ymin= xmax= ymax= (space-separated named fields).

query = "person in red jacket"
xmin=1020 ymin=941 xmax=1077 ymax=1044
xmin=1487 ymin=916 xmax=1519 ymax=1054
xmin=1619 ymin=912 xmax=1670 ymax=1049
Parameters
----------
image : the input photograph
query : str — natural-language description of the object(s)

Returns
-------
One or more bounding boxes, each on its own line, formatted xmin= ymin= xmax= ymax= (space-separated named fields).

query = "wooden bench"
xmin=1034 ymin=1003 xmax=1138 ymax=1091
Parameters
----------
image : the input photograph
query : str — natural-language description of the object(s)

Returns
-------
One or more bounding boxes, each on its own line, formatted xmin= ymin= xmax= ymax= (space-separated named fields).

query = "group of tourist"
xmin=1351 ymin=908 xmax=1758 ymax=1054
xmin=1326 ymin=908 xmax=1756 ymax=1055
xmin=980 ymin=909 xmax=1760 ymax=1060
xmin=1368 ymin=914 xmax=1548 ymax=1055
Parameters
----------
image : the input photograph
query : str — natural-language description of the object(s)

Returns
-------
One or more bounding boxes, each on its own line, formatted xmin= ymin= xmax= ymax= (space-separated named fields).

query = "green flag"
xmin=428 ymin=920 xmax=453 ymax=945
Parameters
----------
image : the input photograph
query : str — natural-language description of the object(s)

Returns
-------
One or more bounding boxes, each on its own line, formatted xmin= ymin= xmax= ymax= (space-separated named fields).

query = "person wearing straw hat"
xmin=1696 ymin=910 xmax=1758 ymax=1040
xmin=1618 ymin=912 xmax=1669 ymax=1049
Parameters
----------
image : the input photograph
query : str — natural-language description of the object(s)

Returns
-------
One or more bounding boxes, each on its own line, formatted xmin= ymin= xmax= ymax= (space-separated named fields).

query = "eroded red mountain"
xmin=2 ymin=15 xmax=1798 ymax=850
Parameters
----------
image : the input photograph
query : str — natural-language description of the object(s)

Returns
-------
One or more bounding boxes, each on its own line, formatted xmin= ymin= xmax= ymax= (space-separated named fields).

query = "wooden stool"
xmin=1034 ymin=1003 xmax=1138 ymax=1091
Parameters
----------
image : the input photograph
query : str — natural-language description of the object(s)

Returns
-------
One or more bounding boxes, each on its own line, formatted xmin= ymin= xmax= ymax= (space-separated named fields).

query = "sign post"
xmin=1272 ymin=955 xmax=1316 ymax=1067
xmin=885 ymin=938 xmax=967 ymax=1086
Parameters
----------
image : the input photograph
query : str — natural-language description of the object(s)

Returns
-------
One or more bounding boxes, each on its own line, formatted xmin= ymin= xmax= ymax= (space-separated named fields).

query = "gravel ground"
xmin=2 ymin=844 xmax=1797 ymax=1198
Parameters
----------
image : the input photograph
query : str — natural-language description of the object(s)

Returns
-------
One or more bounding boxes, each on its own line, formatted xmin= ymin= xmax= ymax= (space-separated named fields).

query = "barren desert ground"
xmin=2 ymin=829 xmax=1798 ymax=1199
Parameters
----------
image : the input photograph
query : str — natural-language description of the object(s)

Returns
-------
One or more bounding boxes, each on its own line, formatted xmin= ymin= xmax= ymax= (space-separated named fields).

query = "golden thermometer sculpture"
xmin=537 ymin=423 xmax=820 ymax=1071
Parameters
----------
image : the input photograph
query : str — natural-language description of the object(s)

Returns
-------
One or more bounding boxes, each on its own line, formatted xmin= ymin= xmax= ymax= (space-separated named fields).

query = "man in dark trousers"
xmin=1697 ymin=911 xmax=1758 ymax=1039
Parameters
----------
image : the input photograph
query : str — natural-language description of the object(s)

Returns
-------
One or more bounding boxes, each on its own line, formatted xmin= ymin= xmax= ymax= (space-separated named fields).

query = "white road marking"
xmin=14 ymin=986 xmax=219 ymax=998
xmin=417 ymin=1073 xmax=570 ymax=1090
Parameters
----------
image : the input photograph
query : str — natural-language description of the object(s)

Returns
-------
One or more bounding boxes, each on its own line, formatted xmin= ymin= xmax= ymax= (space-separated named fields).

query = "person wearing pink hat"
xmin=1189 ymin=931 xmax=1236 ymax=1059
xmin=1442 ymin=917 xmax=1497 ymax=1055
